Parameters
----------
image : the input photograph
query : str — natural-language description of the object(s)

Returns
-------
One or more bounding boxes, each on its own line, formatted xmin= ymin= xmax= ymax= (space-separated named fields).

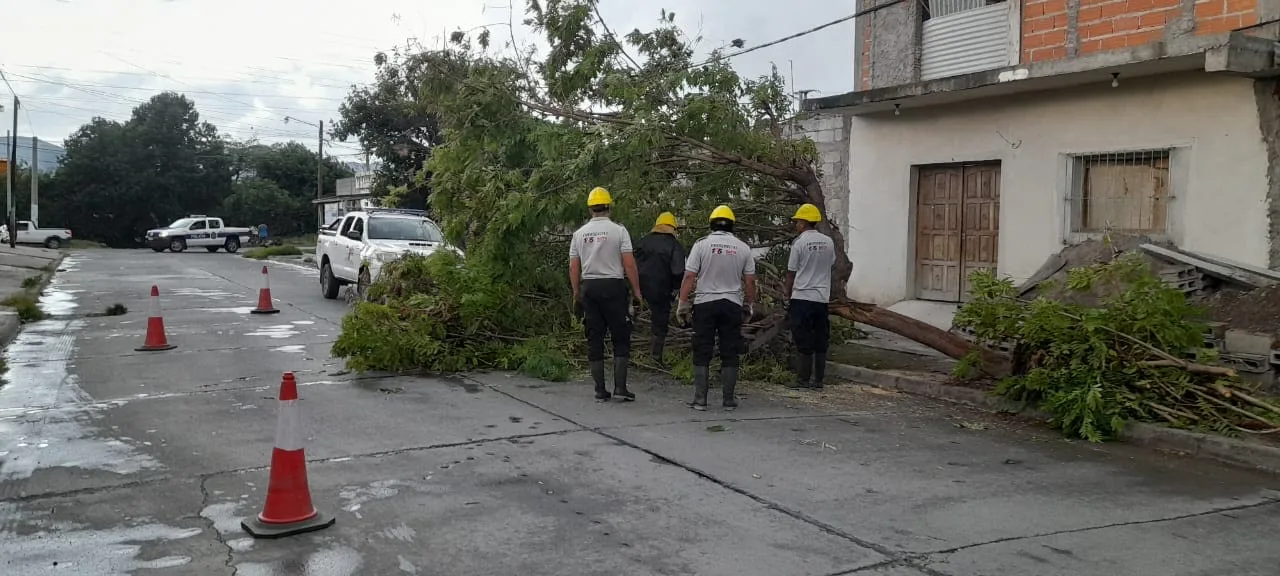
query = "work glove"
xmin=676 ymin=300 xmax=692 ymax=326
xmin=742 ymin=303 xmax=754 ymax=321
xmin=572 ymin=299 xmax=584 ymax=321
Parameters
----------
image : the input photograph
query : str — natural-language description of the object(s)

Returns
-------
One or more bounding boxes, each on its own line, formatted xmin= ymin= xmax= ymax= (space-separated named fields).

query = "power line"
xmin=689 ymin=0 xmax=907 ymax=69
xmin=5 ymin=73 xmax=346 ymax=101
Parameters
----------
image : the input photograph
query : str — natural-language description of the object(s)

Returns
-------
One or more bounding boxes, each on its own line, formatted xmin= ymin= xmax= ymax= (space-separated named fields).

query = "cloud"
xmin=2 ymin=0 xmax=856 ymax=151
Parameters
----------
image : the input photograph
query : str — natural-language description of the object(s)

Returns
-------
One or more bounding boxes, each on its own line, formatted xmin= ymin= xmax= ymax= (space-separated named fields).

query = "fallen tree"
xmin=955 ymin=255 xmax=1280 ymax=441
xmin=333 ymin=0 xmax=1004 ymax=377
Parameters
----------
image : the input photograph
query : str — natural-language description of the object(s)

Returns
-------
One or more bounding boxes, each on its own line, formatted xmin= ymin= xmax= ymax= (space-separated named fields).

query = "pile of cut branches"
xmin=954 ymin=255 xmax=1280 ymax=441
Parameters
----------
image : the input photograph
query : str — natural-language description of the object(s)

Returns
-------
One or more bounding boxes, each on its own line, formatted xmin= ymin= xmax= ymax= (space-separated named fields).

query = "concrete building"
xmin=808 ymin=0 xmax=1280 ymax=307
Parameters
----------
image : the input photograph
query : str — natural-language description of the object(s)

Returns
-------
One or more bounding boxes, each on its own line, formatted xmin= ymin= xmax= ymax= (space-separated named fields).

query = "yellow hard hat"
xmin=793 ymin=203 xmax=822 ymax=223
xmin=587 ymin=186 xmax=612 ymax=207
xmin=654 ymin=212 xmax=678 ymax=228
xmin=709 ymin=205 xmax=736 ymax=222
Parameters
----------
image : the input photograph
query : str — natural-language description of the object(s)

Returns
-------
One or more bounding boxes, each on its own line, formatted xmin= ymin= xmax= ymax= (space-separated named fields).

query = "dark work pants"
xmin=645 ymin=294 xmax=672 ymax=345
xmin=582 ymin=278 xmax=631 ymax=361
xmin=692 ymin=299 xmax=744 ymax=367
xmin=788 ymin=299 xmax=830 ymax=354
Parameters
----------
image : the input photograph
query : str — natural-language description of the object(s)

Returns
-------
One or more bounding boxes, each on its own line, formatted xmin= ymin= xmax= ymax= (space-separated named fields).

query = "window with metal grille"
xmin=1068 ymin=150 xmax=1170 ymax=235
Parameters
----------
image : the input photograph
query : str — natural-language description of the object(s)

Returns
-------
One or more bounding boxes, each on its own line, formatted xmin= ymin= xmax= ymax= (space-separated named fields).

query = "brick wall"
xmin=1194 ymin=0 xmax=1260 ymax=35
xmin=1022 ymin=0 xmax=1260 ymax=63
xmin=1023 ymin=0 xmax=1070 ymax=63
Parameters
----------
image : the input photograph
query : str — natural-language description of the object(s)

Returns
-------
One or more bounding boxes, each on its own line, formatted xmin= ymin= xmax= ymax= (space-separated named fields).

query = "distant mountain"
xmin=342 ymin=160 xmax=381 ymax=175
xmin=0 ymin=137 xmax=64 ymax=173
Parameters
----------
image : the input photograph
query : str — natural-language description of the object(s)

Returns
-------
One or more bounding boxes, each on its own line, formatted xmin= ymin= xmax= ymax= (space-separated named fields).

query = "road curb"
xmin=827 ymin=361 xmax=1280 ymax=475
xmin=0 ymin=252 xmax=66 ymax=353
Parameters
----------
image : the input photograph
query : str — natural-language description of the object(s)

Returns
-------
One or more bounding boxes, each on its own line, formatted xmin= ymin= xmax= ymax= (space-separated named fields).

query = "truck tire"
xmin=44 ymin=237 xmax=62 ymax=249
xmin=224 ymin=237 xmax=241 ymax=253
xmin=320 ymin=262 xmax=341 ymax=299
xmin=169 ymin=238 xmax=187 ymax=253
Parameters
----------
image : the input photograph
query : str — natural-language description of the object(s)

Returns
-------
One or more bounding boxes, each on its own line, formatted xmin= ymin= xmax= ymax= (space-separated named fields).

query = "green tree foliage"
xmin=332 ymin=49 xmax=444 ymax=209
xmin=222 ymin=142 xmax=353 ymax=235
xmin=954 ymin=256 xmax=1280 ymax=441
xmin=332 ymin=0 xmax=852 ymax=375
xmin=42 ymin=93 xmax=230 ymax=246
xmin=32 ymin=93 xmax=350 ymax=245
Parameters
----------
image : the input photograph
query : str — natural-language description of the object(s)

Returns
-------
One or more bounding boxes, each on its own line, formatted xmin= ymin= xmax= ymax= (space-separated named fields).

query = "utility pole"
xmin=7 ymin=96 xmax=16 ymax=249
xmin=317 ymin=120 xmax=324 ymax=206
xmin=30 ymin=135 xmax=37 ymax=227
xmin=284 ymin=116 xmax=325 ymax=228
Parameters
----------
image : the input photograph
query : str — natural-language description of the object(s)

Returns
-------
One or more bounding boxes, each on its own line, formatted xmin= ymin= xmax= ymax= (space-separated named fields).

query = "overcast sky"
xmin=1 ymin=0 xmax=855 ymax=162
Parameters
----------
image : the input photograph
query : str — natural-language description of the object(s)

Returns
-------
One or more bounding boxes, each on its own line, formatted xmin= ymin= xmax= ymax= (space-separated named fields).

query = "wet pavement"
xmin=1 ymin=249 xmax=1279 ymax=575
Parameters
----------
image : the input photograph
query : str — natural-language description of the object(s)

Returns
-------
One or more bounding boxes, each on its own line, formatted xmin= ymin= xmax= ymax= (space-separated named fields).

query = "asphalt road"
xmin=2 ymin=249 xmax=1279 ymax=575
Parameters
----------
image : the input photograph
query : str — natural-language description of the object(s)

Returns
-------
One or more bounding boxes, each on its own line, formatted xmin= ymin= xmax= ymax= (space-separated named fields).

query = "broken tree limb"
xmin=1141 ymin=359 xmax=1238 ymax=378
xmin=828 ymin=300 xmax=1011 ymax=377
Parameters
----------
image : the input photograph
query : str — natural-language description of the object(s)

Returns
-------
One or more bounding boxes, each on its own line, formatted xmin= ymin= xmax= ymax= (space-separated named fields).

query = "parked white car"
xmin=316 ymin=208 xmax=459 ymax=299
xmin=0 ymin=221 xmax=73 ymax=249
xmin=145 ymin=215 xmax=253 ymax=253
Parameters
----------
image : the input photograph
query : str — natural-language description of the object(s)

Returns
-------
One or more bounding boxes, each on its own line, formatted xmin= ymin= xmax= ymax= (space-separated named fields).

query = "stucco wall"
xmin=845 ymin=72 xmax=1269 ymax=305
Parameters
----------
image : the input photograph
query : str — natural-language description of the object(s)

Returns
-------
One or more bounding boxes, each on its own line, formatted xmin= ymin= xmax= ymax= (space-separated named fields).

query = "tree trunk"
xmin=830 ymin=300 xmax=1011 ymax=377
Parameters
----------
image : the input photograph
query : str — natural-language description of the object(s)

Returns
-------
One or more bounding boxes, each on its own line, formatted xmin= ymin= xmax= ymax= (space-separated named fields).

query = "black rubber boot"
xmin=613 ymin=357 xmax=635 ymax=401
xmin=591 ymin=361 xmax=611 ymax=401
xmin=811 ymin=353 xmax=826 ymax=389
xmin=689 ymin=366 xmax=709 ymax=411
xmin=721 ymin=367 xmax=739 ymax=410
xmin=790 ymin=353 xmax=813 ymax=389
xmin=651 ymin=340 xmax=666 ymax=369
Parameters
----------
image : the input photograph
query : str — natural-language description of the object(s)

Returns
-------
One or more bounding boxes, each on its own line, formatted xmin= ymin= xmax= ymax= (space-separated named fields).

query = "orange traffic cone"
xmin=134 ymin=285 xmax=176 ymax=352
xmin=250 ymin=266 xmax=280 ymax=315
xmin=241 ymin=372 xmax=335 ymax=539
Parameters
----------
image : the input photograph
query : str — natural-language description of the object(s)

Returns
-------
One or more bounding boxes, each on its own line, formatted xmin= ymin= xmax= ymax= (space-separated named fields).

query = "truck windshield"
xmin=368 ymin=217 xmax=444 ymax=242
xmin=168 ymin=218 xmax=197 ymax=229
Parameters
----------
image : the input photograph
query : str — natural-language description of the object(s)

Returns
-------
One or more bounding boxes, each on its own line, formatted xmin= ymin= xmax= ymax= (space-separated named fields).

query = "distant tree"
xmin=49 ymin=93 xmax=231 ymax=246
xmin=332 ymin=49 xmax=444 ymax=209
xmin=222 ymin=179 xmax=310 ymax=236
xmin=227 ymin=140 xmax=352 ymax=201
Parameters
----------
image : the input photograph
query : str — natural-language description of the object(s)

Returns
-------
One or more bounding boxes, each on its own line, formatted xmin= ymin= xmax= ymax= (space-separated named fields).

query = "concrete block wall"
xmin=785 ymin=113 xmax=851 ymax=233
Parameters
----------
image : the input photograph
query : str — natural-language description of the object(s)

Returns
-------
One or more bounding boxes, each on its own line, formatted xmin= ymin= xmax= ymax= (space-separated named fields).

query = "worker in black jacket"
xmin=634 ymin=212 xmax=686 ymax=366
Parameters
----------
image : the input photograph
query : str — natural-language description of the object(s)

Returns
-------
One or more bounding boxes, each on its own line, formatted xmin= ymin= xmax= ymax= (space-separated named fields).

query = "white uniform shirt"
xmin=685 ymin=231 xmax=756 ymax=305
xmin=569 ymin=217 xmax=633 ymax=279
xmin=787 ymin=229 xmax=836 ymax=303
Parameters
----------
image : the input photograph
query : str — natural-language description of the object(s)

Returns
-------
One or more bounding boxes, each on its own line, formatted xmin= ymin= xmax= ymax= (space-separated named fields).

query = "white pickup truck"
xmin=145 ymin=215 xmax=253 ymax=253
xmin=316 ymin=208 xmax=458 ymax=299
xmin=0 ymin=221 xmax=73 ymax=249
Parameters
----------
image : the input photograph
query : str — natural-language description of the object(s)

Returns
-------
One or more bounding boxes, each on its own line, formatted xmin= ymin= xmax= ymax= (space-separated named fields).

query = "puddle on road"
xmin=237 ymin=544 xmax=363 ymax=576
xmin=245 ymin=325 xmax=301 ymax=339
xmin=170 ymin=287 xmax=239 ymax=300
xmin=196 ymin=306 xmax=255 ymax=314
xmin=0 ymin=271 xmax=160 ymax=481
xmin=0 ymin=517 xmax=201 ymax=576
xmin=272 ymin=345 xmax=307 ymax=354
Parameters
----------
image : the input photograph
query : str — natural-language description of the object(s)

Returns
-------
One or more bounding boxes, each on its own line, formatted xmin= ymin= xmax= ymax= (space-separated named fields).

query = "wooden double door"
xmin=914 ymin=163 xmax=1001 ymax=302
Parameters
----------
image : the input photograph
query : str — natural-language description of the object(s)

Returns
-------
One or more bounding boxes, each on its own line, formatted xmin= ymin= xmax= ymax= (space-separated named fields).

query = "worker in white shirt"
xmin=570 ymin=187 xmax=643 ymax=402
xmin=783 ymin=203 xmax=837 ymax=389
xmin=676 ymin=205 xmax=756 ymax=411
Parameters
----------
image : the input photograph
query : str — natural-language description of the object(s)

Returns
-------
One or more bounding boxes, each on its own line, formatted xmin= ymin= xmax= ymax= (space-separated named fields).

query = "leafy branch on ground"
xmin=953 ymin=255 xmax=1280 ymax=442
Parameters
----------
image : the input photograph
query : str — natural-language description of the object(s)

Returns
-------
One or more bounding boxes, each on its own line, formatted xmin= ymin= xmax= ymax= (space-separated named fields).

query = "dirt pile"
xmin=1018 ymin=235 xmax=1177 ymax=306
xmin=1200 ymin=285 xmax=1280 ymax=337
